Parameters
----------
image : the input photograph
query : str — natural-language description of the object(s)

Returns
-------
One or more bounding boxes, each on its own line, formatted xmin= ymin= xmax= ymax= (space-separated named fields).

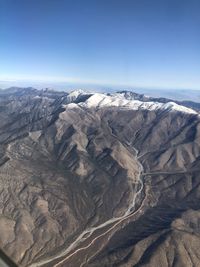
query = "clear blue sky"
xmin=0 ymin=0 xmax=200 ymax=89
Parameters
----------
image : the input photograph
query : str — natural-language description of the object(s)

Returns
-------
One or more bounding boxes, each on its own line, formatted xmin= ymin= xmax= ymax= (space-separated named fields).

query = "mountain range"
xmin=0 ymin=87 xmax=200 ymax=267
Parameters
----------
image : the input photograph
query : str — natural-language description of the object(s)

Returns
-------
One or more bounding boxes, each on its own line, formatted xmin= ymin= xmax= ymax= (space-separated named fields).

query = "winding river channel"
xmin=30 ymin=145 xmax=145 ymax=267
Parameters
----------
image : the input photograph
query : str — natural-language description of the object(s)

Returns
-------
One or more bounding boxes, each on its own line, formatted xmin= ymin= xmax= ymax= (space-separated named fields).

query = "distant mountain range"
xmin=1 ymin=86 xmax=200 ymax=110
xmin=0 ymin=87 xmax=200 ymax=267
xmin=129 ymin=87 xmax=200 ymax=103
xmin=0 ymin=85 xmax=200 ymax=103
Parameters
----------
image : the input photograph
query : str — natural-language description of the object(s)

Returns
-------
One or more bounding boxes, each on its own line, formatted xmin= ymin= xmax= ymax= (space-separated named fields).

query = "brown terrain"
xmin=0 ymin=88 xmax=200 ymax=267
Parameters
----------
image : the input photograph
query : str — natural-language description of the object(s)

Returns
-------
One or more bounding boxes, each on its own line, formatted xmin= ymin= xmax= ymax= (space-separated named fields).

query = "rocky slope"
xmin=0 ymin=88 xmax=200 ymax=267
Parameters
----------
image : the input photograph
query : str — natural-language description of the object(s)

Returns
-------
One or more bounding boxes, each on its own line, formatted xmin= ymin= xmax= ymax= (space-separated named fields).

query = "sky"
xmin=0 ymin=0 xmax=200 ymax=90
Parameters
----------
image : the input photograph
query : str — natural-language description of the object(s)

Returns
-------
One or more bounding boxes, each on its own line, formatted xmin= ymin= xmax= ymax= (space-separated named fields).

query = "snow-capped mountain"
xmin=65 ymin=90 xmax=198 ymax=115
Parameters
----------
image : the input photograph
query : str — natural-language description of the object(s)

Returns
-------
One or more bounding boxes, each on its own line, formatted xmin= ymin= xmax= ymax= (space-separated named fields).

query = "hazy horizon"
xmin=0 ymin=79 xmax=199 ymax=92
xmin=1 ymin=80 xmax=200 ymax=103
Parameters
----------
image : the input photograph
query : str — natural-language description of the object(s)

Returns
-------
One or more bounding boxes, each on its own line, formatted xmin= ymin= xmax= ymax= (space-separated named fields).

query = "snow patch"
xmin=64 ymin=90 xmax=197 ymax=115
xmin=80 ymin=93 xmax=197 ymax=114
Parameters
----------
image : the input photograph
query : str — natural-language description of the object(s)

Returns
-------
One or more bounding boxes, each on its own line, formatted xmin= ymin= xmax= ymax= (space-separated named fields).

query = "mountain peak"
xmin=68 ymin=91 xmax=198 ymax=115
